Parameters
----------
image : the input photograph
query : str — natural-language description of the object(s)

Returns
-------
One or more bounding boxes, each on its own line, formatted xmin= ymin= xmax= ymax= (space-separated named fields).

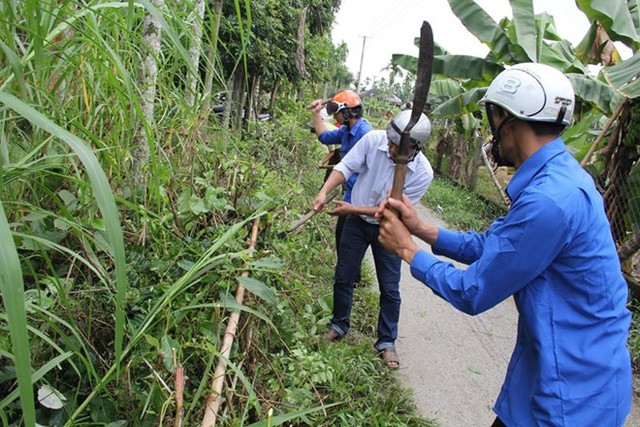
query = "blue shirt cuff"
xmin=432 ymin=227 xmax=458 ymax=255
xmin=410 ymin=249 xmax=439 ymax=285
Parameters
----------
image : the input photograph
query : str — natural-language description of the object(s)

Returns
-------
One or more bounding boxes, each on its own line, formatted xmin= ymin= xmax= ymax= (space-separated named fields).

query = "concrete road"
xmin=380 ymin=203 xmax=640 ymax=427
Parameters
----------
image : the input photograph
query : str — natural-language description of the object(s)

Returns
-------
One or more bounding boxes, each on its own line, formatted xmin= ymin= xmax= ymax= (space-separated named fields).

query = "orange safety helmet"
xmin=325 ymin=90 xmax=362 ymax=116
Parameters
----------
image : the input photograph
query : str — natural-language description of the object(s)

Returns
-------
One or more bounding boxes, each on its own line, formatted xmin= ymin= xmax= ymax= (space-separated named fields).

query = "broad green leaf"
xmin=433 ymin=87 xmax=487 ymax=116
xmin=511 ymin=0 xmax=537 ymax=61
xmin=174 ymin=300 xmax=275 ymax=329
xmin=549 ymin=40 xmax=589 ymax=74
xmin=250 ymin=256 xmax=284 ymax=269
xmin=391 ymin=54 xmax=503 ymax=83
xmin=568 ymin=73 xmax=622 ymax=114
xmin=538 ymin=42 xmax=573 ymax=71
xmin=563 ymin=112 xmax=602 ymax=161
xmin=160 ymin=335 xmax=180 ymax=372
xmin=190 ymin=195 xmax=209 ymax=214
xmin=144 ymin=334 xmax=160 ymax=349
xmin=447 ymin=0 xmax=514 ymax=62
xmin=431 ymin=79 xmax=462 ymax=99
xmin=391 ymin=54 xmax=417 ymax=74
xmin=603 ymin=49 xmax=640 ymax=98
xmin=0 ymin=201 xmax=35 ymax=424
xmin=576 ymin=0 xmax=640 ymax=50
xmin=433 ymin=55 xmax=504 ymax=82
xmin=538 ymin=12 xmax=563 ymax=41
xmin=237 ymin=276 xmax=277 ymax=304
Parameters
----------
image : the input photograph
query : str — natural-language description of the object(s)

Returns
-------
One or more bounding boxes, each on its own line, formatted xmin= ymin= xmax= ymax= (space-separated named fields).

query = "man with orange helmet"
xmin=309 ymin=90 xmax=373 ymax=282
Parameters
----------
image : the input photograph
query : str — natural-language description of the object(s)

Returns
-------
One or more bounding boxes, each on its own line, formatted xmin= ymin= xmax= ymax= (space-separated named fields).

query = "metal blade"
xmin=391 ymin=21 xmax=434 ymax=200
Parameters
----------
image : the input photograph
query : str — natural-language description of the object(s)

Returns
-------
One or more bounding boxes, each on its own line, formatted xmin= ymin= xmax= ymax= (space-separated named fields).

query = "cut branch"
xmin=201 ymin=218 xmax=260 ymax=427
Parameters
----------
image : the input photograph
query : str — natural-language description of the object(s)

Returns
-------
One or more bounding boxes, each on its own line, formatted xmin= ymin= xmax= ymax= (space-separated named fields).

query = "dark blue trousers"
xmin=330 ymin=215 xmax=402 ymax=351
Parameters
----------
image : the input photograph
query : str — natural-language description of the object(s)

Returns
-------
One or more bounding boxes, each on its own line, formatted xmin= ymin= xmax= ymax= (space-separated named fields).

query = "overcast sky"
xmin=331 ymin=0 xmax=595 ymax=84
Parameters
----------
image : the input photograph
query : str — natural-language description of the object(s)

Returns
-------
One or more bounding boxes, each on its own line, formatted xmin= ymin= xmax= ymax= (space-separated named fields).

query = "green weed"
xmin=423 ymin=175 xmax=506 ymax=231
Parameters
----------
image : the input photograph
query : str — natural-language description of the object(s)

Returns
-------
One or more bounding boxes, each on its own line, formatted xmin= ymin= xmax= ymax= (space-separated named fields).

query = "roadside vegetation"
xmin=2 ymin=0 xmax=640 ymax=425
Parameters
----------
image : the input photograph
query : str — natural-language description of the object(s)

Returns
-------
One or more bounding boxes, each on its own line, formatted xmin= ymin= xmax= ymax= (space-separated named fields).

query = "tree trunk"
xmin=132 ymin=0 xmax=163 ymax=195
xmin=185 ymin=0 xmax=205 ymax=106
xmin=295 ymin=6 xmax=309 ymax=79
xmin=243 ymin=70 xmax=259 ymax=126
xmin=231 ymin=67 xmax=245 ymax=131
xmin=203 ymin=0 xmax=223 ymax=110
xmin=222 ymin=78 xmax=232 ymax=129
xmin=448 ymin=134 xmax=466 ymax=185
xmin=466 ymin=133 xmax=483 ymax=191
xmin=435 ymin=125 xmax=454 ymax=175
xmin=269 ymin=75 xmax=280 ymax=119
xmin=252 ymin=73 xmax=261 ymax=119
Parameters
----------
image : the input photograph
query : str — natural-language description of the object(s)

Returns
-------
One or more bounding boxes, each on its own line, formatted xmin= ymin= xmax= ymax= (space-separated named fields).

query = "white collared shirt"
xmin=334 ymin=130 xmax=434 ymax=224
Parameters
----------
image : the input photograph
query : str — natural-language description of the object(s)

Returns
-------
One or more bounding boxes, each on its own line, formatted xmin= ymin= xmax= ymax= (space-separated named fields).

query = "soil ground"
xmin=368 ymin=202 xmax=640 ymax=427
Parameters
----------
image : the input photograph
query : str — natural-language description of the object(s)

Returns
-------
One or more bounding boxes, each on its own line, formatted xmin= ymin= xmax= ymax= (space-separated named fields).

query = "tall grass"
xmin=0 ymin=0 xmax=223 ymax=422
xmin=0 ymin=1 xmax=437 ymax=425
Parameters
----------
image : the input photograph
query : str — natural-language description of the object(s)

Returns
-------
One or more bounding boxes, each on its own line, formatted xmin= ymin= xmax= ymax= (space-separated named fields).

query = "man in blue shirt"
xmin=309 ymin=91 xmax=373 ymax=283
xmin=313 ymin=110 xmax=434 ymax=369
xmin=377 ymin=63 xmax=632 ymax=425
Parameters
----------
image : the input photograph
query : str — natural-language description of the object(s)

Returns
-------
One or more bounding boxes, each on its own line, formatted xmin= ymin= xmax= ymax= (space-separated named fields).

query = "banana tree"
xmin=391 ymin=0 xmax=631 ymax=193
xmin=575 ymin=1 xmax=640 ymax=265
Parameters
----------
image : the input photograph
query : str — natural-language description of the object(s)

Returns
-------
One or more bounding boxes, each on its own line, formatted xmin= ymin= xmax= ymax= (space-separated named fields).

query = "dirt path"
xmin=380 ymin=203 xmax=640 ymax=427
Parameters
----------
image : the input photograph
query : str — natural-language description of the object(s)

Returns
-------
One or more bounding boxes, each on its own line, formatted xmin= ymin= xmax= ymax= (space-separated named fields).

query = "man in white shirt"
xmin=312 ymin=110 xmax=434 ymax=369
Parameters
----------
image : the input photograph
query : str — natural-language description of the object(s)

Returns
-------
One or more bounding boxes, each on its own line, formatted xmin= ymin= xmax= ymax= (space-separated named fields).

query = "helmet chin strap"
xmin=389 ymin=120 xmax=420 ymax=161
xmin=489 ymin=116 xmax=515 ymax=168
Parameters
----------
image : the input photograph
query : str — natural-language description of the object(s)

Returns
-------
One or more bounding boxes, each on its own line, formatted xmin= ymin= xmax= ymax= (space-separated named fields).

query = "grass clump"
xmin=423 ymin=175 xmax=506 ymax=231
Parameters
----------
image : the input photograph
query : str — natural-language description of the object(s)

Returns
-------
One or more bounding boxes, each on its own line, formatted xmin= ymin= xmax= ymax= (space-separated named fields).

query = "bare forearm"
xmin=320 ymin=170 xmax=345 ymax=195
xmin=312 ymin=112 xmax=327 ymax=136
xmin=414 ymin=222 xmax=439 ymax=245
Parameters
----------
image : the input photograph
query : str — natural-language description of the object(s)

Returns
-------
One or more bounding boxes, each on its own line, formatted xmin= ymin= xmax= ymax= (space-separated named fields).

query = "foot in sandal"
xmin=379 ymin=348 xmax=400 ymax=370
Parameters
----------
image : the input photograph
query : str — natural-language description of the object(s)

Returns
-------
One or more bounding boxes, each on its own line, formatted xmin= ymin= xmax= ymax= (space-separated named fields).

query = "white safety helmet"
xmin=386 ymin=110 xmax=432 ymax=149
xmin=480 ymin=62 xmax=574 ymax=127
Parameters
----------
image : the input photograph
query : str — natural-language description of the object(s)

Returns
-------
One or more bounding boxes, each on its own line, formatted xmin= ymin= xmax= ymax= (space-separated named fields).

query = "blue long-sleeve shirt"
xmin=318 ymin=117 xmax=372 ymax=202
xmin=410 ymin=138 xmax=632 ymax=426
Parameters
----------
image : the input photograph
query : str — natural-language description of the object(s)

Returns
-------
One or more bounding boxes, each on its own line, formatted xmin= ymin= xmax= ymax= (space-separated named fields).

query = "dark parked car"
xmin=212 ymin=92 xmax=270 ymax=121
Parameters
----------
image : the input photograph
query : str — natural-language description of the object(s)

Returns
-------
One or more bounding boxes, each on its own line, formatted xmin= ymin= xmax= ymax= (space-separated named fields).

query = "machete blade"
xmin=390 ymin=21 xmax=434 ymax=200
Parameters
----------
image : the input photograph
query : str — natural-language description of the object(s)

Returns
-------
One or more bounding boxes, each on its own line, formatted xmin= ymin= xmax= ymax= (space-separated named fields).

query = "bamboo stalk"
xmin=580 ymin=98 xmax=628 ymax=168
xmin=201 ymin=218 xmax=260 ymax=427
xmin=480 ymin=143 xmax=510 ymax=206
xmin=173 ymin=348 xmax=185 ymax=427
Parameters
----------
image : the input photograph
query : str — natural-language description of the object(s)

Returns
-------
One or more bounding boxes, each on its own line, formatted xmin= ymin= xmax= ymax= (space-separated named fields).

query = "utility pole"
xmin=355 ymin=35 xmax=369 ymax=92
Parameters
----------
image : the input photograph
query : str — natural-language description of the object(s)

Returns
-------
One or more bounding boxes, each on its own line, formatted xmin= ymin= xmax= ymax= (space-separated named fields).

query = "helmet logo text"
xmin=501 ymin=77 xmax=521 ymax=94
xmin=555 ymin=96 xmax=572 ymax=106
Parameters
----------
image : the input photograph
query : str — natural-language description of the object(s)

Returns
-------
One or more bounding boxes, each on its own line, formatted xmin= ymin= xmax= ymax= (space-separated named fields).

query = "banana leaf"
xmin=447 ymin=0 xmax=515 ymax=62
xmin=391 ymin=53 xmax=503 ymax=83
xmin=510 ymin=0 xmax=537 ymax=61
xmin=576 ymin=0 xmax=640 ymax=50
xmin=432 ymin=86 xmax=487 ymax=117
xmin=603 ymin=49 xmax=640 ymax=98
xmin=568 ymin=73 xmax=622 ymax=114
